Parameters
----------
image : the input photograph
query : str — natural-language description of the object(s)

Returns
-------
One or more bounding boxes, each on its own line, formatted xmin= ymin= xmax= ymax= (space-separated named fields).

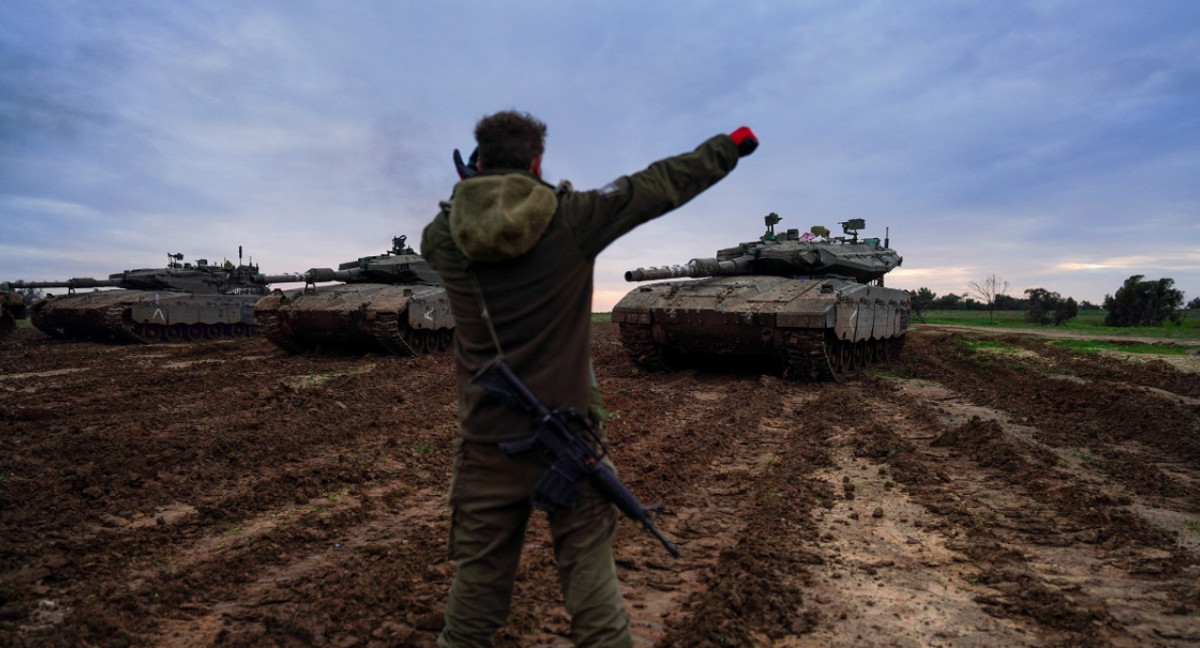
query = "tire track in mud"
xmin=2 ymin=337 xmax=462 ymax=647
xmin=147 ymin=486 xmax=450 ymax=647
xmin=898 ymin=331 xmax=1200 ymax=507
xmin=491 ymin=373 xmax=795 ymax=647
xmin=650 ymin=382 xmax=827 ymax=648
xmin=843 ymin=333 xmax=1200 ymax=646
xmin=792 ymin=406 xmax=1051 ymax=648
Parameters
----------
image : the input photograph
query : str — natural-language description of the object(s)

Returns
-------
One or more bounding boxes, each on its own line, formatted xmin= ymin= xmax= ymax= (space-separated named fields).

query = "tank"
xmin=7 ymin=250 xmax=292 ymax=343
xmin=253 ymin=236 xmax=453 ymax=355
xmin=612 ymin=214 xmax=910 ymax=381
xmin=0 ymin=290 xmax=28 ymax=341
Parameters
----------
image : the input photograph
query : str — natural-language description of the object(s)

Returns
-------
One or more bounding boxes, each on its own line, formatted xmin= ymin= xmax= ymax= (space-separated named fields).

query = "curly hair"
xmin=474 ymin=110 xmax=547 ymax=171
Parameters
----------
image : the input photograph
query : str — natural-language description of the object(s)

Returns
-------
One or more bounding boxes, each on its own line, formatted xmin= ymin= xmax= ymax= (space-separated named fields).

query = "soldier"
xmin=422 ymin=110 xmax=757 ymax=647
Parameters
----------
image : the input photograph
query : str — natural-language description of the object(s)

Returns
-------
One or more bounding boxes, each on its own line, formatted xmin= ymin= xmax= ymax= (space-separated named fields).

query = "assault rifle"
xmin=472 ymin=357 xmax=680 ymax=558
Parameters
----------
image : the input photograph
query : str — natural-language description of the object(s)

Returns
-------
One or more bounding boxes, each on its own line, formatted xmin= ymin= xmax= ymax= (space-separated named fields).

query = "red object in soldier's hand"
xmin=729 ymin=126 xmax=758 ymax=157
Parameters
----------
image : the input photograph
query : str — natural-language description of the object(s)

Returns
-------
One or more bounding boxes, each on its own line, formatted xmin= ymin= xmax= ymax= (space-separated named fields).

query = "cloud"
xmin=2 ymin=0 xmax=1198 ymax=310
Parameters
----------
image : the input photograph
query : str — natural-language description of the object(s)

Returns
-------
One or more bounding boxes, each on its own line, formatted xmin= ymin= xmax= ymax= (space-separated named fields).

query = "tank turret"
xmin=625 ymin=213 xmax=902 ymax=284
xmin=612 ymin=214 xmax=910 ymax=381
xmin=7 ymin=249 xmax=300 ymax=343
xmin=254 ymin=235 xmax=453 ymax=355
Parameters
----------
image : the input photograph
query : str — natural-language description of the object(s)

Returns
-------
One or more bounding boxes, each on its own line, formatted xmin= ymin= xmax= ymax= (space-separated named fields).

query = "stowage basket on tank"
xmin=612 ymin=214 xmax=910 ymax=381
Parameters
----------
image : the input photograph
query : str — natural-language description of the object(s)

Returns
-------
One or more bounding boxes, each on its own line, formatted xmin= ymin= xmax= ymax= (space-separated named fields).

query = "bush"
xmin=907 ymin=287 xmax=935 ymax=323
xmin=1103 ymin=275 xmax=1183 ymax=327
xmin=1025 ymin=288 xmax=1078 ymax=326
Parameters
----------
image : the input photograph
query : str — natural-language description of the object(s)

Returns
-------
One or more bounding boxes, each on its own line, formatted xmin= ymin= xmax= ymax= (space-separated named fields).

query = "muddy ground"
xmin=1 ymin=322 xmax=1198 ymax=647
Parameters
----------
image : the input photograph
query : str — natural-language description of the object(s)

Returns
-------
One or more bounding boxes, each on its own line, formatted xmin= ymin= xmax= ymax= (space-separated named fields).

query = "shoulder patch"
xmin=599 ymin=182 xmax=621 ymax=196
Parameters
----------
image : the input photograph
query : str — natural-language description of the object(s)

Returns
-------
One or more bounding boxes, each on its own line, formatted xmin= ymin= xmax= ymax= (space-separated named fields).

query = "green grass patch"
xmin=592 ymin=312 xmax=613 ymax=323
xmin=918 ymin=309 xmax=1200 ymax=341
xmin=957 ymin=339 xmax=1019 ymax=353
xmin=1050 ymin=339 xmax=1198 ymax=355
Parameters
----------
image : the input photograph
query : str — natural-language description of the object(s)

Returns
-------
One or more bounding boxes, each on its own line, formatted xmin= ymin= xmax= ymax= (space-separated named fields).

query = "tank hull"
xmin=254 ymin=283 xmax=453 ymax=355
xmin=29 ymin=290 xmax=261 ymax=343
xmin=612 ymin=275 xmax=909 ymax=380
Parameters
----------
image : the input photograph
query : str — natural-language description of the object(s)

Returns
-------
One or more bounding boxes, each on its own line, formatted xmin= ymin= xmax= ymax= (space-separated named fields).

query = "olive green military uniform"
xmin=422 ymin=134 xmax=740 ymax=647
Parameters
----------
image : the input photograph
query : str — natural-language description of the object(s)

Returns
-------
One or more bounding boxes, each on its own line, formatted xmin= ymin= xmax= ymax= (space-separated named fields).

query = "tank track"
xmin=29 ymin=304 xmax=65 ymax=340
xmin=618 ymin=322 xmax=905 ymax=381
xmin=103 ymin=304 xmax=147 ymax=344
xmin=256 ymin=309 xmax=306 ymax=354
xmin=256 ymin=309 xmax=449 ymax=356
xmin=783 ymin=332 xmax=907 ymax=382
xmin=617 ymin=323 xmax=670 ymax=371
xmin=370 ymin=312 xmax=418 ymax=356
xmin=782 ymin=330 xmax=836 ymax=382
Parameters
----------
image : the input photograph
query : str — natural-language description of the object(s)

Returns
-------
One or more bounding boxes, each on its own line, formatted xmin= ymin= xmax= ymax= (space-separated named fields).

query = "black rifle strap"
xmin=467 ymin=267 xmax=506 ymax=360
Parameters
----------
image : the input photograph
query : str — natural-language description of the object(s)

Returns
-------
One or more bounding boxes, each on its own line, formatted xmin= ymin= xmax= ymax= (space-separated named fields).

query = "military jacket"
xmin=421 ymin=134 xmax=739 ymax=442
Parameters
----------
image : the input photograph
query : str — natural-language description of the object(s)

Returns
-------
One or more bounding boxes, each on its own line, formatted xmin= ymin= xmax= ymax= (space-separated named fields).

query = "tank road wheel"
xmin=439 ymin=328 xmax=454 ymax=351
xmin=206 ymin=324 xmax=225 ymax=339
xmin=230 ymin=323 xmax=247 ymax=338
xmin=141 ymin=325 xmax=164 ymax=342
xmin=187 ymin=323 xmax=205 ymax=340
xmin=164 ymin=324 xmax=185 ymax=342
xmin=399 ymin=329 xmax=422 ymax=356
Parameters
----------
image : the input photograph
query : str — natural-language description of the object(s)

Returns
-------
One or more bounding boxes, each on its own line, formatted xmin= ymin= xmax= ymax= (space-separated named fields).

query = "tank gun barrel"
xmin=257 ymin=272 xmax=313 ymax=284
xmin=267 ymin=267 xmax=363 ymax=285
xmin=625 ymin=255 xmax=754 ymax=282
xmin=3 ymin=278 xmax=120 ymax=290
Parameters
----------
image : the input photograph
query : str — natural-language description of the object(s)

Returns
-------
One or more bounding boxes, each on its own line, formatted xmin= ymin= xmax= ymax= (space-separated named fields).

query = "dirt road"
xmin=1 ymin=323 xmax=1197 ymax=647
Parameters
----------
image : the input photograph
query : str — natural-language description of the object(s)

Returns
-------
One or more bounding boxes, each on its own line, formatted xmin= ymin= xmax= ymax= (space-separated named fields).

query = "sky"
xmin=3 ymin=0 xmax=1198 ymax=311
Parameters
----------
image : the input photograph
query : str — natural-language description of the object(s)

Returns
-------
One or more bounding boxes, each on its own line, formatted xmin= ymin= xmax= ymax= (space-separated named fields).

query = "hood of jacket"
xmin=449 ymin=171 xmax=557 ymax=263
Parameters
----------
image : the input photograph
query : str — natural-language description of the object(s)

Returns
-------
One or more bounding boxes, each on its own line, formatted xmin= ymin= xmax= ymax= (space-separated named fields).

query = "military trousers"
xmin=437 ymin=438 xmax=632 ymax=648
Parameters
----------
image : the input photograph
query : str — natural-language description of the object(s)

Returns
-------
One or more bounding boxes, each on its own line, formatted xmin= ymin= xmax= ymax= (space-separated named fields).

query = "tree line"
xmin=906 ymin=274 xmax=1196 ymax=327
